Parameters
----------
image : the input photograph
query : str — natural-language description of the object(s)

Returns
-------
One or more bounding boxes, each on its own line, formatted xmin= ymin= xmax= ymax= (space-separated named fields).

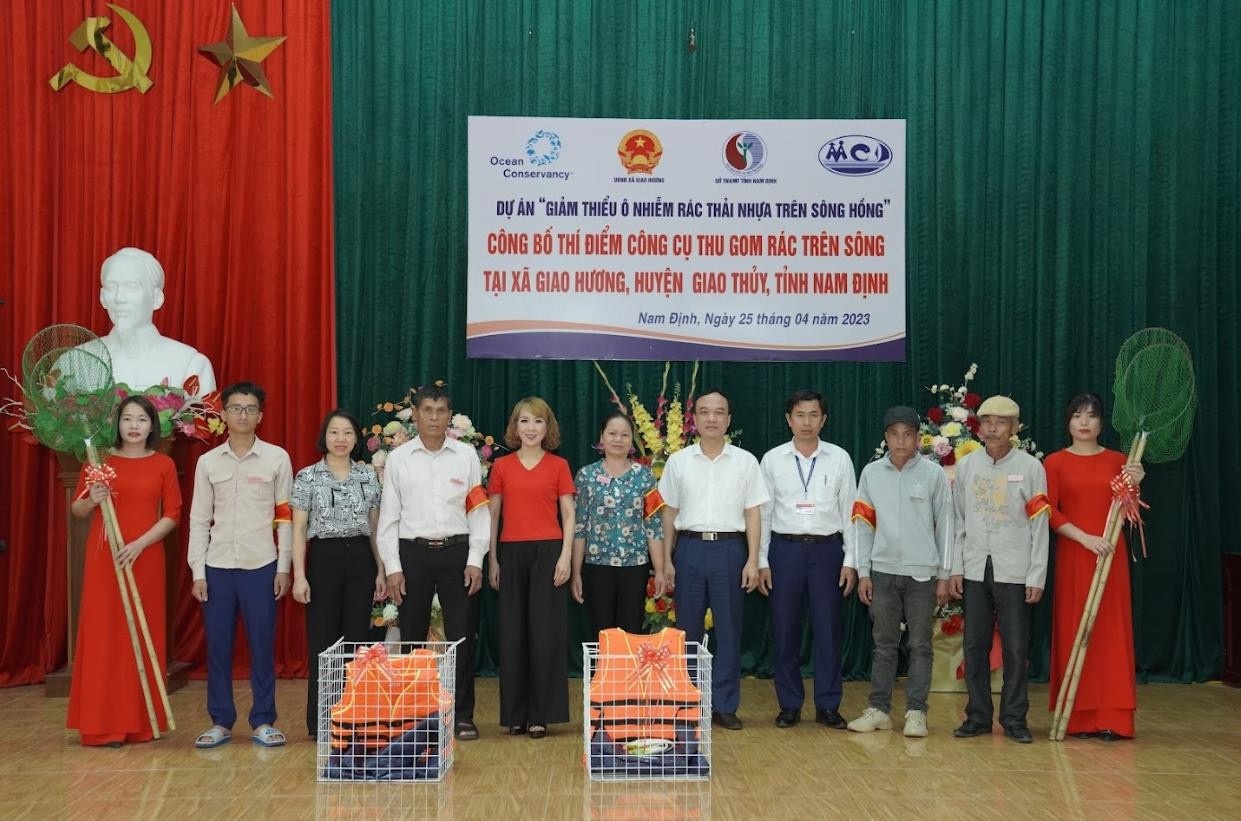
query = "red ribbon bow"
xmin=351 ymin=643 xmax=394 ymax=685
xmin=1110 ymin=471 xmax=1150 ymax=559
xmin=76 ymin=463 xmax=117 ymax=501
xmin=629 ymin=643 xmax=674 ymax=693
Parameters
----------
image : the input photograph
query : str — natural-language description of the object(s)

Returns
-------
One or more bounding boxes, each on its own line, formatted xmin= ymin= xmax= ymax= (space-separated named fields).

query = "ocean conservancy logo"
xmin=524 ymin=130 xmax=561 ymax=166
xmin=818 ymin=135 xmax=893 ymax=177
xmin=722 ymin=131 xmax=766 ymax=175
xmin=490 ymin=131 xmax=571 ymax=180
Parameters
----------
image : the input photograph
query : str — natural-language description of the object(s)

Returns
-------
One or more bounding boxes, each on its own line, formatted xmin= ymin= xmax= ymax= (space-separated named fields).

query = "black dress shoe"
xmin=528 ymin=724 xmax=547 ymax=739
xmin=455 ymin=720 xmax=479 ymax=740
xmin=508 ymin=725 xmax=527 ymax=736
xmin=775 ymin=709 xmax=800 ymax=728
xmin=712 ymin=711 xmax=743 ymax=730
xmin=815 ymin=709 xmax=847 ymax=729
xmin=1004 ymin=725 xmax=1033 ymax=744
xmin=1073 ymin=731 xmax=1101 ymax=740
xmin=1097 ymin=730 xmax=1128 ymax=742
xmin=953 ymin=720 xmax=991 ymax=738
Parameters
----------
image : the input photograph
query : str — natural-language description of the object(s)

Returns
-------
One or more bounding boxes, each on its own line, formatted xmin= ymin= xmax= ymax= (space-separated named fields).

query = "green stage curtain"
xmin=331 ymin=0 xmax=1240 ymax=683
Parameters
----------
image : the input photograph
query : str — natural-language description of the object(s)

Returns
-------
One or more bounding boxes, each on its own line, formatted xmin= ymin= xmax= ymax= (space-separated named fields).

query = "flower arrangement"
xmin=643 ymin=575 xmax=677 ymax=630
xmin=371 ymin=594 xmax=444 ymax=641
xmin=115 ymin=376 xmax=225 ymax=442
xmin=2 ymin=369 xmax=223 ymax=449
xmin=871 ymin=364 xmax=1042 ymax=466
xmin=593 ymin=361 xmax=741 ymax=479
xmin=371 ymin=599 xmax=400 ymax=628
xmin=364 ymin=381 xmax=503 ymax=484
xmin=643 ymin=576 xmax=714 ymax=633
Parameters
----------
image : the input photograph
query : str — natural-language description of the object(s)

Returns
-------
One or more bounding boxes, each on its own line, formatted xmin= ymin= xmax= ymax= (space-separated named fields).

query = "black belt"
xmin=679 ymin=530 xmax=745 ymax=542
xmin=405 ymin=535 xmax=469 ymax=549
xmin=772 ymin=532 xmax=841 ymax=544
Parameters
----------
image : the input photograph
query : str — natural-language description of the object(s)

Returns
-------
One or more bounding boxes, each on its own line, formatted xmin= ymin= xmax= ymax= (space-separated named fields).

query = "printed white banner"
xmin=467 ymin=116 xmax=905 ymax=361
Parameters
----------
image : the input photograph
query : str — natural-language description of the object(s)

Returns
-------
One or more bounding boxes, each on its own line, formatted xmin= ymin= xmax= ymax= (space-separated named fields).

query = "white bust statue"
xmin=93 ymin=247 xmax=217 ymax=393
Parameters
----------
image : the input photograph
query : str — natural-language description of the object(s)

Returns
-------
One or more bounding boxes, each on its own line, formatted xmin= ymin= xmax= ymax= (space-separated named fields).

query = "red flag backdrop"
xmin=0 ymin=0 xmax=335 ymax=684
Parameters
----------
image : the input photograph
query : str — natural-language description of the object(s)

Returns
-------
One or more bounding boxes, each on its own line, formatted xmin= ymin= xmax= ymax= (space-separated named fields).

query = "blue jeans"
xmin=203 ymin=563 xmax=277 ymax=730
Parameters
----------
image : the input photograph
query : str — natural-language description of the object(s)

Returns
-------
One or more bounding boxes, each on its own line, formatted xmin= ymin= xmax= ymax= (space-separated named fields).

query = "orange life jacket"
xmin=589 ymin=627 xmax=702 ymax=742
xmin=329 ymin=645 xmax=453 ymax=750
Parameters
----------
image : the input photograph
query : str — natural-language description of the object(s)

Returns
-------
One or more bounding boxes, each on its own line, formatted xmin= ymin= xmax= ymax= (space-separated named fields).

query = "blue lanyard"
xmin=794 ymin=453 xmax=817 ymax=496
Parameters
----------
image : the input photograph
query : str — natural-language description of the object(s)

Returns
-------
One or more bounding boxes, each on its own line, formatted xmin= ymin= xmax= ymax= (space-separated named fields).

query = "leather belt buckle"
xmin=424 ymin=538 xmax=446 ymax=549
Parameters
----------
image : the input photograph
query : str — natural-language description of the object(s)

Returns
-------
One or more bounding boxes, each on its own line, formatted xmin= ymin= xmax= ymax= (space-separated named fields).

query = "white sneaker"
xmin=847 ymin=707 xmax=893 ymax=733
xmin=903 ymin=710 xmax=928 ymax=737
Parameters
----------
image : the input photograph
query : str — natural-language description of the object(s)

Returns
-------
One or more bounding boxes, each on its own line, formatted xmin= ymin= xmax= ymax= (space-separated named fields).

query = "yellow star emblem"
xmin=198 ymin=4 xmax=286 ymax=103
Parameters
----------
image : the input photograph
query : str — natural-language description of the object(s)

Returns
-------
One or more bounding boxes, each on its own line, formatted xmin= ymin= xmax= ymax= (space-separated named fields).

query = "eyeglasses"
xmin=226 ymin=405 xmax=262 ymax=417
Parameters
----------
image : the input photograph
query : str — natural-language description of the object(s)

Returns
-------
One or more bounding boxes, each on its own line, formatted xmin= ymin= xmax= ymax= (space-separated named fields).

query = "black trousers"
xmin=305 ymin=536 xmax=381 ymax=736
xmin=580 ymin=562 xmax=649 ymax=638
xmin=963 ymin=556 xmax=1032 ymax=729
xmin=397 ymin=539 xmax=480 ymax=721
xmin=498 ymin=539 xmax=569 ymax=727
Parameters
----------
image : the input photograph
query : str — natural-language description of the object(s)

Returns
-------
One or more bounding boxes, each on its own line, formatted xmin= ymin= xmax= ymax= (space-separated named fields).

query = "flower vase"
xmin=930 ymin=615 xmax=1003 ymax=693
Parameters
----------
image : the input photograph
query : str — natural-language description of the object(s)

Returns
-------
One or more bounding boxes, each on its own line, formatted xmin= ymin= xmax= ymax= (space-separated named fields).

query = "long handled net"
xmin=22 ymin=325 xmax=175 ymax=736
xmin=1050 ymin=328 xmax=1196 ymax=740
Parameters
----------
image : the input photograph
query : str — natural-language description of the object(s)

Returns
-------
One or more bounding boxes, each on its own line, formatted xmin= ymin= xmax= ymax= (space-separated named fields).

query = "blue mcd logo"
xmin=525 ymin=130 xmax=562 ymax=166
xmin=722 ymin=131 xmax=767 ymax=175
xmin=818 ymin=135 xmax=893 ymax=176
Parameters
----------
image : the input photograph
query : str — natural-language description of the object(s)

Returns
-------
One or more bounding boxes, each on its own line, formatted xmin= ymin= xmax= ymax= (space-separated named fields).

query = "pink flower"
xmin=932 ymin=437 xmax=952 ymax=457
xmin=366 ymin=436 xmax=380 ymax=452
xmin=480 ymin=444 xmax=492 ymax=459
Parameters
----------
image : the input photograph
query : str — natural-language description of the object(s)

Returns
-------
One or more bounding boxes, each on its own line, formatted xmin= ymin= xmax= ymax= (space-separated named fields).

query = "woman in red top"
xmin=487 ymin=396 xmax=575 ymax=738
xmin=1045 ymin=392 xmax=1144 ymax=740
xmin=68 ymin=395 xmax=181 ymax=746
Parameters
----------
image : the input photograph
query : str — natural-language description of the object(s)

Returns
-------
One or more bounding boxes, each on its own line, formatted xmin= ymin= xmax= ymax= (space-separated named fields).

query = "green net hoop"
xmin=1112 ymin=328 xmax=1196 ymax=463
xmin=21 ymin=325 xmax=118 ymax=458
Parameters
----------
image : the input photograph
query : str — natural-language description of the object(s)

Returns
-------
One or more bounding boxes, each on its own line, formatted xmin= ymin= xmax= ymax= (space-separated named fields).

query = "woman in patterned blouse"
xmin=571 ymin=411 xmax=666 ymax=637
xmin=291 ymin=409 xmax=385 ymax=737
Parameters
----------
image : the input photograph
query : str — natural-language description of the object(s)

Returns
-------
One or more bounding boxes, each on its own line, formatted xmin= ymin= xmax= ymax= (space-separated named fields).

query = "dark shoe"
xmin=528 ymin=724 xmax=547 ymax=739
xmin=508 ymin=725 xmax=527 ymax=736
xmin=712 ymin=711 xmax=743 ymax=731
xmin=455 ymin=720 xmax=479 ymax=741
xmin=953 ymin=720 xmax=991 ymax=738
xmin=1097 ymin=730 xmax=1128 ymax=742
xmin=1073 ymin=731 xmax=1101 ymax=740
xmin=815 ymin=709 xmax=848 ymax=730
xmin=775 ymin=709 xmax=800 ymax=729
xmin=1004 ymin=725 xmax=1033 ymax=744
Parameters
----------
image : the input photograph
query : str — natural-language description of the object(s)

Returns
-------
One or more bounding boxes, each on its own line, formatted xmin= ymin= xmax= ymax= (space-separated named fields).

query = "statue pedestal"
xmin=44 ymin=442 xmax=191 ymax=698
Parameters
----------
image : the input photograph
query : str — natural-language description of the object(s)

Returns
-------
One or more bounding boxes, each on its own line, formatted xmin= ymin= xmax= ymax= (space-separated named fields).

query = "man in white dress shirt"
xmin=378 ymin=383 xmax=491 ymax=740
xmin=659 ymin=389 xmax=770 ymax=731
xmin=758 ymin=389 xmax=858 ymax=729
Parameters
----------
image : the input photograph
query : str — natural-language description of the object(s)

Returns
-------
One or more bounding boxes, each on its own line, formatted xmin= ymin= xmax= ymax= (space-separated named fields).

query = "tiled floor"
xmin=1 ymin=677 xmax=1238 ymax=819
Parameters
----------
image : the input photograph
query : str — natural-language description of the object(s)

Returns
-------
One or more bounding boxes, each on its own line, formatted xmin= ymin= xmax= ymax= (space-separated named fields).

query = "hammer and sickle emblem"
xmin=49 ymin=4 xmax=154 ymax=94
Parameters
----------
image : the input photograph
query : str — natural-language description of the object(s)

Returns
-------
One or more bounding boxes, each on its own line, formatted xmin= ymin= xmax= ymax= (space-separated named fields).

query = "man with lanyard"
xmin=758 ymin=389 xmax=858 ymax=729
xmin=379 ymin=383 xmax=491 ymax=741
xmin=659 ymin=388 xmax=770 ymax=730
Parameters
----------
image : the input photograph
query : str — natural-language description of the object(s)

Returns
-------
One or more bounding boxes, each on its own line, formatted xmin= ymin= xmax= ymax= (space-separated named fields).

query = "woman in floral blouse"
xmin=571 ymin=411 xmax=666 ymax=636
xmin=291 ymin=409 xmax=385 ymax=738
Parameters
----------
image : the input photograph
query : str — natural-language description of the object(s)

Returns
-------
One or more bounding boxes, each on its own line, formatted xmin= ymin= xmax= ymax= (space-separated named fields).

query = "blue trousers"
xmin=203 ymin=563 xmax=277 ymax=730
xmin=768 ymin=534 xmax=845 ymax=711
xmin=673 ymin=536 xmax=746 ymax=714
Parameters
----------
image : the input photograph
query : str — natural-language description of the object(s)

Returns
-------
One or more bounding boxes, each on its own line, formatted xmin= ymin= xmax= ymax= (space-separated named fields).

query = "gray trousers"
xmin=867 ymin=571 xmax=937 ymax=713
xmin=963 ymin=557 xmax=1031 ymax=729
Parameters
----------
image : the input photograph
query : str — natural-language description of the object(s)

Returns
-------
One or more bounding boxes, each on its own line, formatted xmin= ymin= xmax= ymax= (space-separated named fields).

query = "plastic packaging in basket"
xmin=316 ymin=640 xmax=459 ymax=782
xmin=582 ymin=627 xmax=711 ymax=781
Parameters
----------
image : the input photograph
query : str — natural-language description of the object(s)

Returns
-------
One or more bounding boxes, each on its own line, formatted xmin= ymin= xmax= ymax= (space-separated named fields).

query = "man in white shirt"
xmin=659 ymin=389 xmax=770 ymax=730
xmin=378 ymin=383 xmax=491 ymax=740
xmin=758 ymin=389 xmax=858 ymax=729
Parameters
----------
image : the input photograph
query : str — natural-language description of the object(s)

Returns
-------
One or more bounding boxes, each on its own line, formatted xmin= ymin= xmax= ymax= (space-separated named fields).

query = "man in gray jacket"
xmin=847 ymin=406 xmax=954 ymax=737
xmin=950 ymin=395 xmax=1049 ymax=744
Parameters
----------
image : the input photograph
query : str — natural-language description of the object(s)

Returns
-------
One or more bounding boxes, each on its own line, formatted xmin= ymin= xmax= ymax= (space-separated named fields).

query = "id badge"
xmin=794 ymin=501 xmax=817 ymax=516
